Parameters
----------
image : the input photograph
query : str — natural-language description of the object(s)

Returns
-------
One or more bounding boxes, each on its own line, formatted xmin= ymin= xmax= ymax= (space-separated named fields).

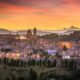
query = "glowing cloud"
xmin=0 ymin=0 xmax=80 ymax=30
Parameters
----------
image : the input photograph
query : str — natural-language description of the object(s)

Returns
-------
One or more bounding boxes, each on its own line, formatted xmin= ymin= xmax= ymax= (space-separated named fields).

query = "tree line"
xmin=0 ymin=57 xmax=78 ymax=71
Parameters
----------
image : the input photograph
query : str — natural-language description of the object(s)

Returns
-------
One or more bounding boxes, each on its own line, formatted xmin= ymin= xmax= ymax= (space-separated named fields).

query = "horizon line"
xmin=0 ymin=26 xmax=80 ymax=31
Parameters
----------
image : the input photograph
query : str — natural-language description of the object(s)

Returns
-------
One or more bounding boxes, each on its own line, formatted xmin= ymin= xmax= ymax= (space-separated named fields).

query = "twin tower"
xmin=27 ymin=27 xmax=37 ymax=37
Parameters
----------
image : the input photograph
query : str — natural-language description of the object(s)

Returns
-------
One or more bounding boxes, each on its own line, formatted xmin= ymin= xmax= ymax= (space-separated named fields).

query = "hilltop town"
xmin=0 ymin=27 xmax=80 ymax=80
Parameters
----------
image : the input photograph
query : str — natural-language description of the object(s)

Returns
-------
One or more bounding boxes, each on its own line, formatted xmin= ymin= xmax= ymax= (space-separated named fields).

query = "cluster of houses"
xmin=0 ymin=28 xmax=80 ymax=60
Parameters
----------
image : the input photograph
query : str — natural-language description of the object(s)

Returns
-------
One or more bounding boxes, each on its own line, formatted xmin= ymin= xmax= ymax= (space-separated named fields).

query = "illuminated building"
xmin=59 ymin=41 xmax=75 ymax=49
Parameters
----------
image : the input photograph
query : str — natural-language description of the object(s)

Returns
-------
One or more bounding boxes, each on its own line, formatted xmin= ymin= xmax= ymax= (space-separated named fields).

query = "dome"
xmin=27 ymin=29 xmax=32 ymax=36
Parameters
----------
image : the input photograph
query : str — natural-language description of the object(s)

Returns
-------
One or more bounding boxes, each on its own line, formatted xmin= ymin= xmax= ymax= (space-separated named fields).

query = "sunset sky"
xmin=0 ymin=0 xmax=80 ymax=30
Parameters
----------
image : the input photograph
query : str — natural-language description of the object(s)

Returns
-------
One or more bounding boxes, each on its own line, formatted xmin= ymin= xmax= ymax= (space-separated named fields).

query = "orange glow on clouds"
xmin=0 ymin=0 xmax=80 ymax=30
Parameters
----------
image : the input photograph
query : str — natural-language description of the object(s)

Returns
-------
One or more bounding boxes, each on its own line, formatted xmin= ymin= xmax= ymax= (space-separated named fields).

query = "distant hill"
xmin=0 ymin=29 xmax=51 ymax=35
xmin=0 ymin=28 xmax=11 ymax=34
xmin=17 ymin=29 xmax=78 ymax=36
xmin=0 ymin=29 xmax=16 ymax=35
xmin=41 ymin=31 xmax=80 ymax=41
xmin=17 ymin=30 xmax=52 ymax=36
xmin=0 ymin=26 xmax=79 ymax=36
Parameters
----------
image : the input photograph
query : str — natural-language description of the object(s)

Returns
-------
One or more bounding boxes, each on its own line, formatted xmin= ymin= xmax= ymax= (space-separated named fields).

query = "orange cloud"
xmin=0 ymin=0 xmax=80 ymax=30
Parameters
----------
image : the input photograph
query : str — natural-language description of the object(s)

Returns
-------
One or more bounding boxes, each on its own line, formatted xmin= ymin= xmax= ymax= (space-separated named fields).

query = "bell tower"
xmin=33 ymin=27 xmax=37 ymax=36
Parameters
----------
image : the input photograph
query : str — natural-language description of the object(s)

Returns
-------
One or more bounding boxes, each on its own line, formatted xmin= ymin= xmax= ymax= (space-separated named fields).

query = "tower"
xmin=33 ymin=27 xmax=37 ymax=36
